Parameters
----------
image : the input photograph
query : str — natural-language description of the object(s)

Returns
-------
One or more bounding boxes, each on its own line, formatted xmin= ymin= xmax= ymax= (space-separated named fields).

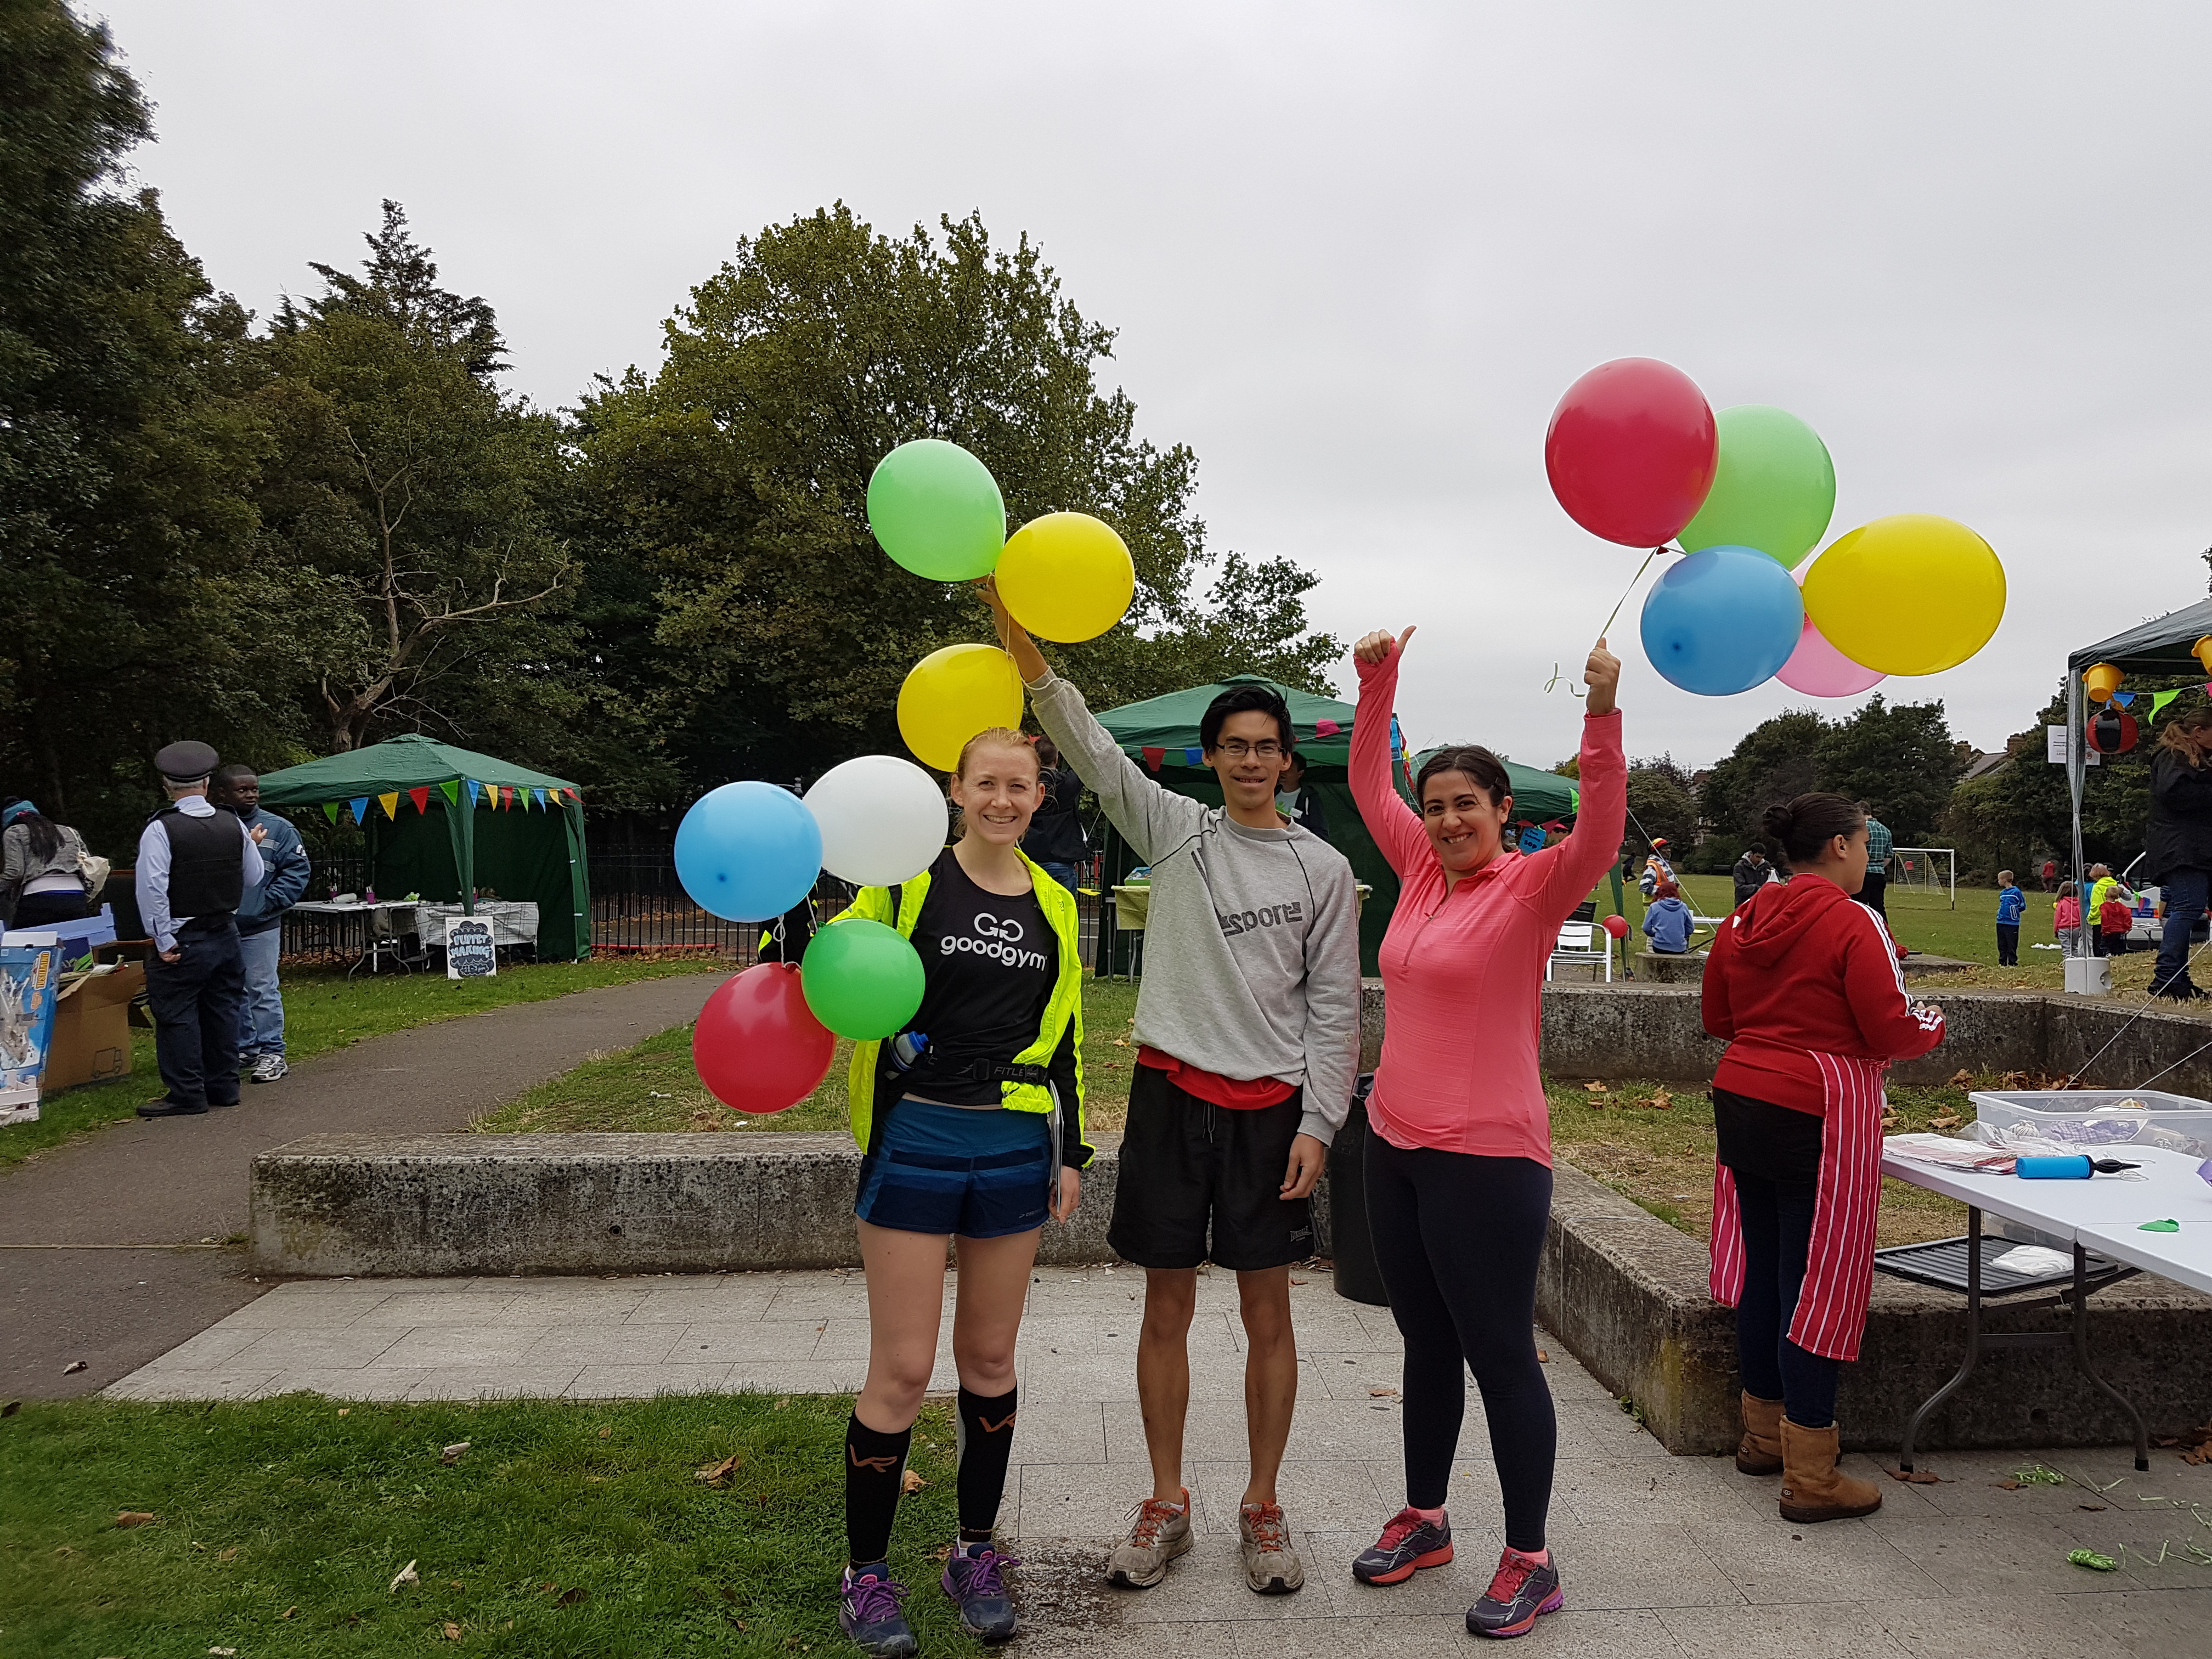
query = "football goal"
xmin=1889 ymin=847 xmax=1956 ymax=910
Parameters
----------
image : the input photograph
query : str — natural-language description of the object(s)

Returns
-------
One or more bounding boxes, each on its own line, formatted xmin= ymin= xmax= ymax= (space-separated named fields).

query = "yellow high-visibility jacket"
xmin=831 ymin=849 xmax=1091 ymax=1167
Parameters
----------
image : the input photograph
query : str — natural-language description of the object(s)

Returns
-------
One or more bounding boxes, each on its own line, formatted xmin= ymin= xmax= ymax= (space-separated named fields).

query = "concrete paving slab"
xmin=407 ymin=1364 xmax=586 ymax=1401
xmin=219 ymin=1325 xmax=410 ymax=1370
xmin=1681 ymin=1515 xmax=1945 ymax=1606
xmin=519 ymin=1322 xmax=684 ymax=1367
xmin=1186 ymin=1459 xmax=1384 ymax=1534
xmin=679 ymin=1321 xmax=824 ymax=1364
xmin=369 ymin=1324 xmax=545 ymax=1368
xmin=219 ymin=1288 xmax=393 ymax=1327
xmin=567 ymin=1362 xmax=736 ymax=1397
xmin=258 ymin=1368 xmax=431 ymax=1402
xmin=1654 ymin=1599 xmax=1908 ymax=1658
xmin=625 ymin=1281 xmax=783 ymax=1323
xmin=104 ymin=1366 xmax=281 ymax=1402
xmin=1871 ymin=1594 xmax=2140 ymax=1659
xmin=2097 ymin=1589 xmax=2212 ymax=1659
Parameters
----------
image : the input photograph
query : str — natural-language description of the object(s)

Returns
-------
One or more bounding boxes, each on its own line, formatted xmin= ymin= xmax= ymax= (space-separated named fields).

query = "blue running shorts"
xmin=854 ymin=1100 xmax=1053 ymax=1239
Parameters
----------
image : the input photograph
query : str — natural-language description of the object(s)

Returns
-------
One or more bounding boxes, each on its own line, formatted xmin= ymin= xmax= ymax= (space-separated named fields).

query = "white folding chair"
xmin=1548 ymin=921 xmax=1611 ymax=983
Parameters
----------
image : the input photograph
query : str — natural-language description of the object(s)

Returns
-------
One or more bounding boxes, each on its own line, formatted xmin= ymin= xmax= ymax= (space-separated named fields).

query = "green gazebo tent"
xmin=254 ymin=733 xmax=591 ymax=960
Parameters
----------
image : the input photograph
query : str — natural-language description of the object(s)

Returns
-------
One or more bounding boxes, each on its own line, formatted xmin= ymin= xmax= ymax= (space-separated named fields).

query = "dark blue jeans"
xmin=145 ymin=919 xmax=245 ymax=1108
xmin=1036 ymin=861 xmax=1080 ymax=894
xmin=1731 ymin=1171 xmax=1841 ymax=1429
xmin=2154 ymin=868 xmax=2209 ymax=994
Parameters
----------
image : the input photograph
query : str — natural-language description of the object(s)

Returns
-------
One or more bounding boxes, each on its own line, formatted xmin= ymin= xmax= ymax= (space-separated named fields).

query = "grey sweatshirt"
xmin=1029 ymin=671 xmax=1362 ymax=1146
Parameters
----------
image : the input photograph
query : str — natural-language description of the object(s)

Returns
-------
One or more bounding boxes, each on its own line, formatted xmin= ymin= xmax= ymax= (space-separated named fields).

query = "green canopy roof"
xmin=254 ymin=733 xmax=578 ymax=806
xmin=1092 ymin=675 xmax=1359 ymax=767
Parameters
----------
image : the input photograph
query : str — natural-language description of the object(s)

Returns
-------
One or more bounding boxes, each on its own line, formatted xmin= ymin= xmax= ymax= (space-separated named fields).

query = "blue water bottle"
xmin=889 ymin=1031 xmax=929 ymax=1074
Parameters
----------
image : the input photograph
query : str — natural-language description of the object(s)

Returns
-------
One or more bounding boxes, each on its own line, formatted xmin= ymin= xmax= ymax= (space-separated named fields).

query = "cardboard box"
xmin=45 ymin=961 xmax=144 ymax=1092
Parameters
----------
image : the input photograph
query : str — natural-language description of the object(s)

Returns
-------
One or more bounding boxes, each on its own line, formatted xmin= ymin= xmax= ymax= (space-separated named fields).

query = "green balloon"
xmin=1677 ymin=405 xmax=1836 ymax=568
xmin=801 ymin=917 xmax=927 ymax=1040
xmin=867 ymin=439 xmax=1006 ymax=581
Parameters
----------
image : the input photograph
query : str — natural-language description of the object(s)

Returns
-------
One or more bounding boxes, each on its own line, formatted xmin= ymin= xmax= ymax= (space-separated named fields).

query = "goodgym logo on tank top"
xmin=941 ymin=912 xmax=1051 ymax=972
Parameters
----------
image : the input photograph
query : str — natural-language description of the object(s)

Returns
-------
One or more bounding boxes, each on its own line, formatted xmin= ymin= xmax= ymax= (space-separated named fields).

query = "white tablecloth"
xmin=415 ymin=901 xmax=539 ymax=947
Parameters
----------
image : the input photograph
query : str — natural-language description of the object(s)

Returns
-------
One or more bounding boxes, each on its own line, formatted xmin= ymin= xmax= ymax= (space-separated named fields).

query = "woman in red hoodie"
xmin=1703 ymin=793 xmax=1946 ymax=1522
xmin=1344 ymin=625 xmax=1624 ymax=1639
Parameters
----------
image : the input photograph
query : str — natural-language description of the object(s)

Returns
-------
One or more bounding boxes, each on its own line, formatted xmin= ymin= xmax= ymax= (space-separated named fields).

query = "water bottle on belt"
xmin=888 ymin=1031 xmax=929 ymax=1074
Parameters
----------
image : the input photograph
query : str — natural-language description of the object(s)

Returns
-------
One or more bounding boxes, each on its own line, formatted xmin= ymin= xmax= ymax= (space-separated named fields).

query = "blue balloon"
xmin=675 ymin=781 xmax=823 ymax=922
xmin=1640 ymin=546 xmax=1804 ymax=696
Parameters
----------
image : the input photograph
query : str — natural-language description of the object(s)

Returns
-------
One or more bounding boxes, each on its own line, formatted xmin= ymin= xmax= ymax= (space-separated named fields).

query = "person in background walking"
xmin=1019 ymin=736 xmax=1088 ymax=896
xmin=1276 ymin=751 xmax=1332 ymax=845
xmin=0 ymin=801 xmax=93 ymax=929
xmin=210 ymin=765 xmax=309 ymax=1084
xmin=1346 ymin=624 xmax=1625 ymax=1639
xmin=136 ymin=742 xmax=264 ymax=1119
xmin=1703 ymin=794 xmax=1945 ymax=1524
xmin=1994 ymin=871 xmax=2024 ymax=967
xmin=1855 ymin=815 xmax=1892 ymax=919
xmin=2098 ymin=882 xmax=2137 ymax=957
xmin=2145 ymin=704 xmax=2212 ymax=1000
xmin=1642 ymin=879 xmax=1695 ymax=955
xmin=1733 ymin=847 xmax=1774 ymax=907
xmin=1638 ymin=839 xmax=1674 ymax=898
xmin=2053 ymin=882 xmax=2083 ymax=956
xmin=2040 ymin=857 xmax=2059 ymax=894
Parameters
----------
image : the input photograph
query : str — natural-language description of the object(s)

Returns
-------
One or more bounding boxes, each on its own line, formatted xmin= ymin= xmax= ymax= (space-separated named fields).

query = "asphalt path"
xmin=0 ymin=971 xmax=718 ymax=1400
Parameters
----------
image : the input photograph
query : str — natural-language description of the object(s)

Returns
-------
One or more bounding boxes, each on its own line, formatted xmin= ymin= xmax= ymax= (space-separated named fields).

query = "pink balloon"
xmin=1775 ymin=614 xmax=1885 ymax=697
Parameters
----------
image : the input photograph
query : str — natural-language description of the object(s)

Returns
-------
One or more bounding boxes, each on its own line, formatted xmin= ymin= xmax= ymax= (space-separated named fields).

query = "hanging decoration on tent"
xmin=2084 ymin=662 xmax=2123 ymax=703
xmin=409 ymin=787 xmax=431 ymax=814
xmin=2148 ymin=689 xmax=2187 ymax=722
xmin=2087 ymin=707 xmax=2138 ymax=754
xmin=2109 ymin=691 xmax=2136 ymax=708
xmin=377 ymin=792 xmax=400 ymax=820
xmin=466 ymin=780 xmax=482 ymax=808
xmin=440 ymin=780 xmax=461 ymax=806
xmin=323 ymin=803 xmax=340 ymax=825
xmin=349 ymin=797 xmax=370 ymax=825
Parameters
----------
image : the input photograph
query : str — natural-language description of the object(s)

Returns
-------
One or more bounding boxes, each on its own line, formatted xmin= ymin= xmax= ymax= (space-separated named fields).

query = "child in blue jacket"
xmin=1995 ymin=870 xmax=2025 ymax=967
xmin=1642 ymin=881 xmax=1695 ymax=955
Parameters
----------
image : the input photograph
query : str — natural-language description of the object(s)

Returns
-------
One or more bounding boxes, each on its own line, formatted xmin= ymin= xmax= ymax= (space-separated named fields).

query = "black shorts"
xmin=1108 ymin=1066 xmax=1313 ymax=1272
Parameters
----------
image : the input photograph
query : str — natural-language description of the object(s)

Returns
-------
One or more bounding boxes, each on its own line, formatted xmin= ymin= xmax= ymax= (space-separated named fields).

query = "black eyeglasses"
xmin=1213 ymin=741 xmax=1285 ymax=760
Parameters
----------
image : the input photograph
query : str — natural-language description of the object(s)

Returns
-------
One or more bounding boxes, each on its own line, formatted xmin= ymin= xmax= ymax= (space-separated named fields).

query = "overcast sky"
xmin=93 ymin=1 xmax=2212 ymax=771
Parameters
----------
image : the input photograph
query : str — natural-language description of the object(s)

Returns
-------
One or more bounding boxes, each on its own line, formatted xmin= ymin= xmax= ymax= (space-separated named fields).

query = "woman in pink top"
xmin=1342 ymin=626 xmax=1625 ymax=1640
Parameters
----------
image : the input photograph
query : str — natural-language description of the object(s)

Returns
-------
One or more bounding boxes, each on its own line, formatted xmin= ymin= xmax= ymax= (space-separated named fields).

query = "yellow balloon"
xmin=1801 ymin=514 xmax=2005 ymax=676
xmin=995 ymin=512 xmax=1136 ymax=642
xmin=897 ymin=645 xmax=1024 ymax=771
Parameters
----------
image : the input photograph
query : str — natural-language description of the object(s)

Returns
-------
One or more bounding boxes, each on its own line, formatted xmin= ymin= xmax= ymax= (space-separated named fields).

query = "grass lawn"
xmin=3 ymin=953 xmax=727 ymax=1171
xmin=0 ymin=1390 xmax=989 ymax=1658
xmin=476 ymin=978 xmax=1144 ymax=1138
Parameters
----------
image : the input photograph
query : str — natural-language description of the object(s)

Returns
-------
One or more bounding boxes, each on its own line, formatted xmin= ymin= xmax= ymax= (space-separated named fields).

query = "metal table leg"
xmin=1902 ymin=1207 xmax=1984 ymax=1471
xmin=2069 ymin=1241 xmax=2151 ymax=1472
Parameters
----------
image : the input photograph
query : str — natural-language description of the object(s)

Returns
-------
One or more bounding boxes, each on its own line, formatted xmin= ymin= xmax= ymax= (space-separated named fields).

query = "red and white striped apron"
xmin=1707 ymin=1051 xmax=1888 ymax=1364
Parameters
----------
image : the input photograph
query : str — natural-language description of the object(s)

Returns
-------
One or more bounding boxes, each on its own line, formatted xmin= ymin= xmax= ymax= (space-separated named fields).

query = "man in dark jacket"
xmin=2144 ymin=710 xmax=2212 ymax=1000
xmin=212 ymin=764 xmax=310 ymax=1082
xmin=1733 ymin=847 xmax=1773 ymax=907
xmin=1021 ymin=737 xmax=1090 ymax=894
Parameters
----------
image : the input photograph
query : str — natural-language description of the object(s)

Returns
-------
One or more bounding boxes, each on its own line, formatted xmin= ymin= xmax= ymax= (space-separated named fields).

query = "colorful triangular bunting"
xmin=1141 ymin=746 xmax=1165 ymax=772
xmin=349 ymin=797 xmax=370 ymax=825
xmin=323 ymin=802 xmax=340 ymax=825
xmin=439 ymin=779 xmax=460 ymax=807
xmin=378 ymin=791 xmax=400 ymax=821
xmin=1182 ymin=746 xmax=1202 ymax=766
xmin=466 ymin=779 xmax=482 ymax=808
xmin=1314 ymin=717 xmax=1341 ymax=738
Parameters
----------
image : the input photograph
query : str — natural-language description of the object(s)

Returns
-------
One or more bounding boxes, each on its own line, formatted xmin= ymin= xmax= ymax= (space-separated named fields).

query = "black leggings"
xmin=1364 ymin=1136 xmax=1554 ymax=1552
xmin=1730 ymin=1171 xmax=1841 ymax=1428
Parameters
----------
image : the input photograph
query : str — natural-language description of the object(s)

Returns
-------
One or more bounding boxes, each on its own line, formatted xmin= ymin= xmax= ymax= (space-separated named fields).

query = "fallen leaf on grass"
xmin=696 ymin=1454 xmax=741 ymax=1486
xmin=902 ymin=1469 xmax=928 ymax=1493
xmin=1885 ymin=1468 xmax=1944 ymax=1484
xmin=210 ymin=1648 xmax=238 ymax=1656
xmin=1949 ymin=1068 xmax=1976 ymax=1087
xmin=444 ymin=1622 xmax=463 ymax=1640
xmin=115 ymin=1511 xmax=156 ymax=1527
xmin=1928 ymin=1112 xmax=1963 ymax=1132
xmin=775 ymin=1397 xmax=789 ymax=1410
xmin=218 ymin=1546 xmax=238 ymax=1560
xmin=390 ymin=1559 xmax=419 ymax=1592
xmin=439 ymin=1441 xmax=470 ymax=1464
xmin=54 ymin=1544 xmax=74 ymax=1556
xmin=597 ymin=1426 xmax=612 ymax=1439
xmin=336 ymin=1408 xmax=350 ymax=1417
xmin=1647 ymin=1090 xmax=1673 ymax=1110
xmin=281 ymin=1606 xmax=296 ymax=1619
xmin=1583 ymin=1081 xmax=1610 ymax=1093
xmin=556 ymin=1587 xmax=589 ymax=1606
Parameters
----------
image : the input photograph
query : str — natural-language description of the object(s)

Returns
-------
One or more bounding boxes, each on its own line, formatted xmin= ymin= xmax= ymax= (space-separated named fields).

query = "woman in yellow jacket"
xmin=832 ymin=726 xmax=1091 ymax=1658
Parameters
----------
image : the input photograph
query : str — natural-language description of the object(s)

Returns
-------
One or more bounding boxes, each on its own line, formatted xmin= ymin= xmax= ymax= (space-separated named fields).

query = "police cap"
xmin=154 ymin=740 xmax=219 ymax=783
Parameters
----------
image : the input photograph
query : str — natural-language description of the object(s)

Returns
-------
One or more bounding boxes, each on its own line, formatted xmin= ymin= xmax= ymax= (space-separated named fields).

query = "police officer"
xmin=136 ymin=741 xmax=264 ymax=1119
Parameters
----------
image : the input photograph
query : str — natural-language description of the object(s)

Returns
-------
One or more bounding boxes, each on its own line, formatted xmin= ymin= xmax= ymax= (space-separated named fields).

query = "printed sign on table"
xmin=447 ymin=918 xmax=498 ymax=980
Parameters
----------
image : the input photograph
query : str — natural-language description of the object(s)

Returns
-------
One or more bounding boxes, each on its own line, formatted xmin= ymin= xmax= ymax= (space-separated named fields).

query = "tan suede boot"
xmin=1735 ymin=1392 xmax=1784 ymax=1476
xmin=1778 ymin=1419 xmax=1882 ymax=1522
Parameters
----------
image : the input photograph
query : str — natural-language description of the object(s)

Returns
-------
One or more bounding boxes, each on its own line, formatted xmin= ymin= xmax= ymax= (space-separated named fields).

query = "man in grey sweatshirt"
xmin=984 ymin=580 xmax=1361 ymax=1599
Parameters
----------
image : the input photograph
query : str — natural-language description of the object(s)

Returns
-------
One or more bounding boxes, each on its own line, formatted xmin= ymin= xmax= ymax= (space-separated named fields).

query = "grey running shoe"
xmin=942 ymin=1544 xmax=1019 ymax=1641
xmin=1239 ymin=1500 xmax=1305 ymax=1595
xmin=838 ymin=1563 xmax=916 ymax=1658
xmin=1352 ymin=1506 xmax=1454 ymax=1584
xmin=1468 ymin=1547 xmax=1562 ymax=1638
xmin=1105 ymin=1491 xmax=1192 ymax=1588
xmin=251 ymin=1053 xmax=288 ymax=1084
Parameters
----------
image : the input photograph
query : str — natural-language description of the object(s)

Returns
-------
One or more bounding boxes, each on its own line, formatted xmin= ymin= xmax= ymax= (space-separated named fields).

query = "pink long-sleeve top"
xmin=1350 ymin=648 xmax=1627 ymax=1163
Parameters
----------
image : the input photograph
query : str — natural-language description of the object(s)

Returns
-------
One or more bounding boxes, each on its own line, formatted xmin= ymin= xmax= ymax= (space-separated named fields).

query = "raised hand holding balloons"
xmin=693 ymin=963 xmax=836 ymax=1114
xmin=674 ymin=781 xmax=822 ymax=922
xmin=995 ymin=512 xmax=1136 ymax=641
xmin=1676 ymin=405 xmax=1836 ymax=568
xmin=898 ymin=644 xmax=1024 ymax=771
xmin=805 ymin=755 xmax=949 ymax=885
xmin=1545 ymin=358 xmax=1718 ymax=547
xmin=867 ymin=439 xmax=1006 ymax=581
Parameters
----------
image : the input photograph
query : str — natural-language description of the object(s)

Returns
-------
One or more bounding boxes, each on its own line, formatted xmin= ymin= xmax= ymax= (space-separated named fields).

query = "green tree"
xmin=573 ymin=205 xmax=1337 ymax=790
xmin=1697 ymin=709 xmax=1828 ymax=845
xmin=257 ymin=204 xmax=574 ymax=752
xmin=1 ymin=0 xmax=277 ymax=851
xmin=1624 ymin=755 xmax=1700 ymax=852
xmin=1814 ymin=696 xmax=1963 ymax=843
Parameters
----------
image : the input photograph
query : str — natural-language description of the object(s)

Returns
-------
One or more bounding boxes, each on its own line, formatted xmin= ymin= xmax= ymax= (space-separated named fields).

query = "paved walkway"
xmin=108 ymin=1266 xmax=2212 ymax=1657
xmin=0 ymin=972 xmax=718 ymax=1398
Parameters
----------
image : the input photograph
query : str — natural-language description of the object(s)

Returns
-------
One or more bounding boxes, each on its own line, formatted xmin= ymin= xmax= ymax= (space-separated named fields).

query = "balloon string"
xmin=1596 ymin=546 xmax=1666 ymax=644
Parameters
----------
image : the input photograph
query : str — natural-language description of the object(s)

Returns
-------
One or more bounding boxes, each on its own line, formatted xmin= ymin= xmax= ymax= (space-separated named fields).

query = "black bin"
xmin=1329 ymin=1075 xmax=1390 ymax=1306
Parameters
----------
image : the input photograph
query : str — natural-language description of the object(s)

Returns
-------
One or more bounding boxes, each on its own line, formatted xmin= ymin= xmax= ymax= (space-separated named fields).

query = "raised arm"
xmin=1348 ymin=628 xmax=1431 ymax=878
xmin=980 ymin=577 xmax=1201 ymax=866
xmin=1528 ymin=640 xmax=1626 ymax=918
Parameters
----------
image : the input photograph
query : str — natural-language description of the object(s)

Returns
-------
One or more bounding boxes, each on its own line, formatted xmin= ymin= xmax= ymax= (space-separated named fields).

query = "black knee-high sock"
xmin=845 ymin=1414 xmax=912 ymax=1567
xmin=955 ymin=1385 xmax=1019 ymax=1541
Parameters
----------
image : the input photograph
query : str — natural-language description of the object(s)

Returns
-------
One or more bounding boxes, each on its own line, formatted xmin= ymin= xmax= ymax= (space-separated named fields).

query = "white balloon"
xmin=804 ymin=755 xmax=949 ymax=886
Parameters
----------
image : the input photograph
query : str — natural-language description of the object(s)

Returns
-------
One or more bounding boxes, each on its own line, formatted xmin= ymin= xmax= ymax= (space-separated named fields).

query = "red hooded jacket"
xmin=1703 ymin=874 xmax=1946 ymax=1115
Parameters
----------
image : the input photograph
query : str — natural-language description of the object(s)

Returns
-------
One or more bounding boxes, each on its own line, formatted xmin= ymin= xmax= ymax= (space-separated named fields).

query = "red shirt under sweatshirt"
xmin=1702 ymin=874 xmax=1946 ymax=1115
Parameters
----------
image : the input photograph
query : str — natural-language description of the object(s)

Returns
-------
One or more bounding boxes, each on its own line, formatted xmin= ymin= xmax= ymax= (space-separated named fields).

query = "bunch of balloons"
xmin=677 ymin=757 xmax=950 ymax=1114
xmin=867 ymin=438 xmax=1137 ymax=767
xmin=1545 ymin=359 xmax=2006 ymax=698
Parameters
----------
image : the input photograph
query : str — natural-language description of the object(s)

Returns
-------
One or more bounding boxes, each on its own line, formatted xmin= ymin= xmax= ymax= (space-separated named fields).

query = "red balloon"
xmin=693 ymin=962 xmax=836 ymax=1114
xmin=1544 ymin=358 xmax=1719 ymax=547
xmin=1601 ymin=913 xmax=1629 ymax=939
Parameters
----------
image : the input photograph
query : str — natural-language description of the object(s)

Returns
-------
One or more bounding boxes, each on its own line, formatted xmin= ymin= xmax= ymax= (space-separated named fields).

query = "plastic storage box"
xmin=1967 ymin=1088 xmax=2212 ymax=1160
